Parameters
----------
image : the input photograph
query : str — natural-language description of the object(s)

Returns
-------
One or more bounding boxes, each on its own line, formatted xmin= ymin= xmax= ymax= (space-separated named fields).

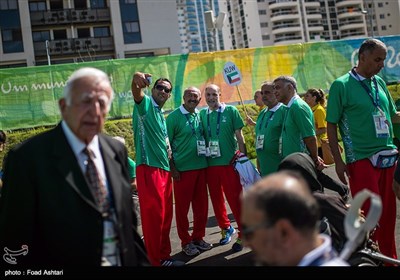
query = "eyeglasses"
xmin=155 ymin=84 xmax=171 ymax=94
xmin=241 ymin=221 xmax=274 ymax=241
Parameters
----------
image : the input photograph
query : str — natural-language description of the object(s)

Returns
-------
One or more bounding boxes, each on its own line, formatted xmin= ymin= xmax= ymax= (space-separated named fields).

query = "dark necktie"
xmin=83 ymin=147 xmax=108 ymax=212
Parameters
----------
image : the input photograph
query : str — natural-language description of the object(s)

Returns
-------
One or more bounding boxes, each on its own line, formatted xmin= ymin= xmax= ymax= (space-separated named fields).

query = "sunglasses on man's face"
xmin=241 ymin=221 xmax=274 ymax=241
xmin=155 ymin=84 xmax=171 ymax=94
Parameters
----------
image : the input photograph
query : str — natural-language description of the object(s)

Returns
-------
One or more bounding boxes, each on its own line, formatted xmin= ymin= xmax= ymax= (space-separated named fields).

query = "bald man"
xmin=241 ymin=171 xmax=348 ymax=266
xmin=200 ymin=84 xmax=246 ymax=252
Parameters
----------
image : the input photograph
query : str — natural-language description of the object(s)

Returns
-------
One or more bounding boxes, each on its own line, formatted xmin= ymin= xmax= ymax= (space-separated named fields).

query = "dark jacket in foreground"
xmin=0 ymin=124 xmax=148 ymax=266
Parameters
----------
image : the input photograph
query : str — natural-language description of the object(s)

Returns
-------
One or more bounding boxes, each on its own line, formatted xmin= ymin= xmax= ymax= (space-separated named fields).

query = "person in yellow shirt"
xmin=304 ymin=88 xmax=328 ymax=160
xmin=253 ymin=89 xmax=265 ymax=111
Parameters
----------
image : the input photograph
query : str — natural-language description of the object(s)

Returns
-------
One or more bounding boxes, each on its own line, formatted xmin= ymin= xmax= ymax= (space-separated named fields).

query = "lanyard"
xmin=156 ymin=107 xmax=167 ymax=138
xmin=351 ymin=68 xmax=380 ymax=108
xmin=184 ymin=113 xmax=202 ymax=138
xmin=258 ymin=110 xmax=275 ymax=130
xmin=207 ymin=106 xmax=222 ymax=138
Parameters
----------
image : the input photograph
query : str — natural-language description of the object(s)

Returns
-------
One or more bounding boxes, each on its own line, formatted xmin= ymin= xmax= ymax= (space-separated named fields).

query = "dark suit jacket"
xmin=0 ymin=124 xmax=149 ymax=266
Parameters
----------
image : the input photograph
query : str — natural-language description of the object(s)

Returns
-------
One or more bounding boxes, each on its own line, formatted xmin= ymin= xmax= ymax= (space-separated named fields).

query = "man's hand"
xmin=246 ymin=115 xmax=256 ymax=126
xmin=314 ymin=156 xmax=328 ymax=171
xmin=335 ymin=160 xmax=349 ymax=185
xmin=132 ymin=72 xmax=151 ymax=89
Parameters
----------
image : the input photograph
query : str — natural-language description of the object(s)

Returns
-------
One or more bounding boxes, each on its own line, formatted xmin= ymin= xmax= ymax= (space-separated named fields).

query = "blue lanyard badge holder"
xmin=373 ymin=108 xmax=390 ymax=139
xmin=206 ymin=107 xmax=222 ymax=158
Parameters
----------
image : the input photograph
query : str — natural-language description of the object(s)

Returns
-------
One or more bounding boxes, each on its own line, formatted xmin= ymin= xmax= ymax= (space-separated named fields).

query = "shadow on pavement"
xmin=187 ymin=250 xmax=255 ymax=266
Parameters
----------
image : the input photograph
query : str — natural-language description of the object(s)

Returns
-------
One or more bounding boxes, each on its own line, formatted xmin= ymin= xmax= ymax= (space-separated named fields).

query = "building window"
xmin=2 ymin=28 xmax=23 ymax=53
xmin=29 ymin=1 xmax=46 ymax=11
xmin=125 ymin=21 xmax=139 ymax=33
xmin=262 ymin=35 xmax=270 ymax=40
xmin=0 ymin=0 xmax=23 ymax=53
xmin=50 ymin=0 xmax=63 ymax=10
xmin=53 ymin=29 xmax=67 ymax=40
xmin=0 ymin=0 xmax=17 ymax=10
xmin=32 ymin=31 xmax=50 ymax=42
xmin=260 ymin=22 xmax=268 ymax=28
xmin=378 ymin=3 xmax=383 ymax=8
xmin=77 ymin=28 xmax=91 ymax=38
xmin=94 ymin=26 xmax=110 ymax=37
xmin=119 ymin=0 xmax=141 ymax=44
xmin=259 ymin=10 xmax=266 ymax=15
xmin=90 ymin=0 xmax=107 ymax=8
xmin=381 ymin=25 xmax=387 ymax=30
xmin=379 ymin=14 xmax=385 ymax=19
xmin=74 ymin=0 xmax=87 ymax=9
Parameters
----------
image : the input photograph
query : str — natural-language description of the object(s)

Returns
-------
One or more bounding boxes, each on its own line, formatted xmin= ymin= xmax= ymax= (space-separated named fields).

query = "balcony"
xmin=339 ymin=22 xmax=365 ymax=31
xmin=30 ymin=8 xmax=111 ymax=26
xmin=274 ymin=34 xmax=302 ymax=44
xmin=271 ymin=10 xmax=300 ymax=22
xmin=336 ymin=0 xmax=363 ymax=9
xmin=33 ymin=37 xmax=114 ymax=57
xmin=272 ymin=23 xmax=301 ymax=35
xmin=269 ymin=0 xmax=297 ymax=10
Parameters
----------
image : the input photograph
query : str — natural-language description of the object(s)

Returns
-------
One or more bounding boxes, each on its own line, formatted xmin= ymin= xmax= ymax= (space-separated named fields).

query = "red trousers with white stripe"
xmin=136 ymin=165 xmax=173 ymax=266
xmin=173 ymin=168 xmax=208 ymax=247
xmin=347 ymin=159 xmax=397 ymax=259
xmin=206 ymin=165 xmax=243 ymax=238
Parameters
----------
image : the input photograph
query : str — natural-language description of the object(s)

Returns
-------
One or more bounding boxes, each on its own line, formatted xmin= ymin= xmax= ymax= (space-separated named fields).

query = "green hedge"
xmin=0 ymin=106 xmax=260 ymax=168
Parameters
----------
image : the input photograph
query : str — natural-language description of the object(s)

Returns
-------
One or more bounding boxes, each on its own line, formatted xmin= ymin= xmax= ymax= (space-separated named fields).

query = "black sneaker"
xmin=160 ymin=259 xmax=186 ymax=267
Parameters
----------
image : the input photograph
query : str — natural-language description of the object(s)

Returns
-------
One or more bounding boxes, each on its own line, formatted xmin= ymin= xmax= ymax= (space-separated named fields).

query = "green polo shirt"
xmin=326 ymin=72 xmax=396 ymax=163
xmin=166 ymin=105 xmax=207 ymax=171
xmin=256 ymin=103 xmax=287 ymax=176
xmin=132 ymin=95 xmax=170 ymax=171
xmin=199 ymin=104 xmax=244 ymax=166
xmin=281 ymin=96 xmax=315 ymax=158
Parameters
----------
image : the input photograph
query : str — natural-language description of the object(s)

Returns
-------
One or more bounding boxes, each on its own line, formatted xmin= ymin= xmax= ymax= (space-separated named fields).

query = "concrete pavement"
xmin=136 ymin=165 xmax=400 ymax=266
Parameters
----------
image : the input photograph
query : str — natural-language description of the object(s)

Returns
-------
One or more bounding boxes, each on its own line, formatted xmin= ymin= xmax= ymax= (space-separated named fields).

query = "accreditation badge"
xmin=256 ymin=135 xmax=264 ymax=150
xmin=209 ymin=140 xmax=221 ymax=158
xmin=197 ymin=140 xmax=207 ymax=156
xmin=373 ymin=110 xmax=389 ymax=138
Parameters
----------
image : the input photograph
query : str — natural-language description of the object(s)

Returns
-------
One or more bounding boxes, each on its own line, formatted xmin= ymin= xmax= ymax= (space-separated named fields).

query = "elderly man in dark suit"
xmin=0 ymin=67 xmax=148 ymax=266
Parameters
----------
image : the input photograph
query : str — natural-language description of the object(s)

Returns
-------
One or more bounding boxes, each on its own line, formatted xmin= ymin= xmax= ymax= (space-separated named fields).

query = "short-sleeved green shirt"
xmin=132 ymin=95 xmax=170 ymax=171
xmin=281 ymin=96 xmax=315 ymax=158
xmin=127 ymin=157 xmax=136 ymax=179
xmin=256 ymin=103 xmax=287 ymax=176
xmin=199 ymin=104 xmax=244 ymax=166
xmin=166 ymin=105 xmax=207 ymax=171
xmin=326 ymin=72 xmax=396 ymax=163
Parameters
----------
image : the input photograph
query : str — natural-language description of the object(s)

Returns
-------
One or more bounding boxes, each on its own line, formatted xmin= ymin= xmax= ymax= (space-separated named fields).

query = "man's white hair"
xmin=63 ymin=67 xmax=115 ymax=111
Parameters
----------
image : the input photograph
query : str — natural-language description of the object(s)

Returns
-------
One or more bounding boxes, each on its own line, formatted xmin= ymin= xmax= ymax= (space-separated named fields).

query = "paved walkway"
xmin=136 ymin=165 xmax=400 ymax=266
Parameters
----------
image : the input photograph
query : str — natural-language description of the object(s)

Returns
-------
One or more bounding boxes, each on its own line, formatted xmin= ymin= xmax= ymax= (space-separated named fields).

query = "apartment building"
xmin=177 ymin=0 xmax=217 ymax=53
xmin=1 ymin=0 xmax=399 ymax=68
xmin=258 ymin=0 xmax=400 ymax=46
xmin=0 ymin=0 xmax=181 ymax=68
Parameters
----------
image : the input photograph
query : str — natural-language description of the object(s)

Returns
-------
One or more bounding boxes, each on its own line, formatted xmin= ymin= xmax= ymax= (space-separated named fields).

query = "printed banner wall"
xmin=1 ymin=35 xmax=399 ymax=130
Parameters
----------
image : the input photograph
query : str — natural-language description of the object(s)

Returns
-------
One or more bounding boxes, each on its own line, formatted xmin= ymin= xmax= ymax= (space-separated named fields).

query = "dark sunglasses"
xmin=241 ymin=221 xmax=274 ymax=240
xmin=155 ymin=84 xmax=171 ymax=94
